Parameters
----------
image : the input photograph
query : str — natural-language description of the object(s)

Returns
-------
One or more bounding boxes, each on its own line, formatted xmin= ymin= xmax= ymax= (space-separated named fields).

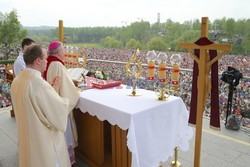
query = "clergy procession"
xmin=1 ymin=1 xmax=250 ymax=167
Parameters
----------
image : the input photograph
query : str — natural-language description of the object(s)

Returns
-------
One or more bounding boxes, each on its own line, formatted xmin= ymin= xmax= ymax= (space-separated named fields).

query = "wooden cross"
xmin=179 ymin=17 xmax=232 ymax=167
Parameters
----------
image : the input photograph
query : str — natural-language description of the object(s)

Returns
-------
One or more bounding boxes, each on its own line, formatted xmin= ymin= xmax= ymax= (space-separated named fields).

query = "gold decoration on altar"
xmin=170 ymin=54 xmax=182 ymax=92
xmin=64 ymin=46 xmax=87 ymax=68
xmin=125 ymin=49 xmax=142 ymax=96
xmin=64 ymin=46 xmax=88 ymax=85
xmin=155 ymin=52 xmax=169 ymax=101
xmin=64 ymin=46 xmax=79 ymax=68
xmin=77 ymin=49 xmax=88 ymax=85
xmin=146 ymin=50 xmax=157 ymax=81
xmin=78 ymin=49 xmax=87 ymax=68
xmin=146 ymin=50 xmax=157 ymax=90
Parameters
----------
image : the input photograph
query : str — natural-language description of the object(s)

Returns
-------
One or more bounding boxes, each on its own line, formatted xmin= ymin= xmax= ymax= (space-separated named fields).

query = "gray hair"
xmin=48 ymin=43 xmax=63 ymax=55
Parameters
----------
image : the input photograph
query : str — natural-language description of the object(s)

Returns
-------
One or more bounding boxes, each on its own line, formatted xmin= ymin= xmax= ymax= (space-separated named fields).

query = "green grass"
xmin=0 ymin=59 xmax=15 ymax=64
xmin=65 ymin=43 xmax=103 ymax=48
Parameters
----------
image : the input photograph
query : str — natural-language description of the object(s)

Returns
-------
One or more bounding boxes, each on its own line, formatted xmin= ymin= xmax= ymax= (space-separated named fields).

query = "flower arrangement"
xmin=95 ymin=71 xmax=109 ymax=80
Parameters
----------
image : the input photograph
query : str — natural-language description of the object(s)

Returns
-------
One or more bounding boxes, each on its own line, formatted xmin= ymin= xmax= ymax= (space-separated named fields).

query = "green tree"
xmin=119 ymin=21 xmax=151 ymax=45
xmin=147 ymin=37 xmax=167 ymax=51
xmin=0 ymin=10 xmax=27 ymax=59
xmin=241 ymin=39 xmax=250 ymax=55
xmin=23 ymin=17 xmax=250 ymax=55
xmin=101 ymin=36 xmax=123 ymax=48
xmin=126 ymin=39 xmax=142 ymax=49
xmin=179 ymin=30 xmax=200 ymax=43
xmin=192 ymin=19 xmax=201 ymax=30
xmin=162 ymin=19 xmax=183 ymax=46
xmin=225 ymin=18 xmax=235 ymax=38
xmin=231 ymin=43 xmax=243 ymax=55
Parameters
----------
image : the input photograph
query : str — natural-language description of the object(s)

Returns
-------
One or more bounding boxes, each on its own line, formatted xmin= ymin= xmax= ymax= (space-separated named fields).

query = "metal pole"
xmin=171 ymin=147 xmax=181 ymax=167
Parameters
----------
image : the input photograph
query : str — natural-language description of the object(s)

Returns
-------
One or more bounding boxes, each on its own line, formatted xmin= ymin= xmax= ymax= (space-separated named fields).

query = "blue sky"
xmin=0 ymin=0 xmax=249 ymax=27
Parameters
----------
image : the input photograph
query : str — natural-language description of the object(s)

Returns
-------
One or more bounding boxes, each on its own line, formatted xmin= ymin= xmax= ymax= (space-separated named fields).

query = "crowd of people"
xmin=1 ymin=47 xmax=249 ymax=120
xmin=0 ymin=44 xmax=21 ymax=60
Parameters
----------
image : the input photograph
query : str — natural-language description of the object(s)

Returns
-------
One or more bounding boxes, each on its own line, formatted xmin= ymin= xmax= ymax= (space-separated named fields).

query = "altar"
xmin=74 ymin=85 xmax=193 ymax=167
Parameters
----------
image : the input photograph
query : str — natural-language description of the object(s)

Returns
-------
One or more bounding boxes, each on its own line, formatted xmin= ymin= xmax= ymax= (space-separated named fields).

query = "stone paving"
xmin=1 ymin=107 xmax=250 ymax=167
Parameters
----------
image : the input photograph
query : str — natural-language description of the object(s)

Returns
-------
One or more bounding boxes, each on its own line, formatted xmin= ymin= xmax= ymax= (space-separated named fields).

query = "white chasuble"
xmin=47 ymin=61 xmax=80 ymax=147
xmin=11 ymin=70 xmax=71 ymax=167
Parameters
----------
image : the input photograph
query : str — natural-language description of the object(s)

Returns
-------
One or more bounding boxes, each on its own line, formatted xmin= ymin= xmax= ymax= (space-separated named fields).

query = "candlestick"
xmin=146 ymin=50 xmax=157 ymax=81
xmin=156 ymin=52 xmax=168 ymax=101
xmin=170 ymin=54 xmax=182 ymax=91
xmin=158 ymin=62 xmax=167 ymax=85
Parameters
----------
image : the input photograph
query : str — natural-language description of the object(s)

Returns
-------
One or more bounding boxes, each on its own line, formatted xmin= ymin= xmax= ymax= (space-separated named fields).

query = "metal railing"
xmin=87 ymin=59 xmax=249 ymax=79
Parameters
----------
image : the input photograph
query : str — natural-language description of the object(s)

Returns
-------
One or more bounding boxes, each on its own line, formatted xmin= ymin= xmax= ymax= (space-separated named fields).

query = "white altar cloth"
xmin=76 ymin=86 xmax=193 ymax=167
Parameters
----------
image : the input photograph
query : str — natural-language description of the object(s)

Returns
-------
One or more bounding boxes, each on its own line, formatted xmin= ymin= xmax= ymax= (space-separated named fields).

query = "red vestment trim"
xmin=43 ymin=55 xmax=64 ymax=80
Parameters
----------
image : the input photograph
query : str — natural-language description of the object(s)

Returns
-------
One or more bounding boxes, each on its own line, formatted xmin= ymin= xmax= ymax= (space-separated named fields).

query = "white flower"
xmin=95 ymin=71 xmax=104 ymax=79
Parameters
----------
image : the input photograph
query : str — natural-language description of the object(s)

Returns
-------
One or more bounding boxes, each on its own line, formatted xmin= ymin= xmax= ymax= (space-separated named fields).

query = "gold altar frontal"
xmin=74 ymin=109 xmax=131 ymax=167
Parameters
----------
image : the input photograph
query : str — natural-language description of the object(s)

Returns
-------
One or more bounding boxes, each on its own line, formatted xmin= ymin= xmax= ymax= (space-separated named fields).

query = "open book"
xmin=67 ymin=68 xmax=88 ymax=82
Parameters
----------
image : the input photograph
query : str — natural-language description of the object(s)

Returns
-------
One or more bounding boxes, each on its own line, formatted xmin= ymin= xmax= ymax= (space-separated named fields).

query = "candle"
xmin=148 ymin=60 xmax=155 ymax=80
xmin=157 ymin=52 xmax=168 ymax=86
xmin=158 ymin=62 xmax=167 ymax=84
xmin=170 ymin=54 xmax=182 ymax=90
xmin=146 ymin=51 xmax=157 ymax=81
xmin=171 ymin=64 xmax=180 ymax=86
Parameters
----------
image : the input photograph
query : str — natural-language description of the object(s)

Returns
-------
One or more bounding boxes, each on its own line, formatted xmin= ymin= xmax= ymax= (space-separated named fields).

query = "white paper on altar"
xmin=76 ymin=85 xmax=193 ymax=167
xmin=67 ymin=68 xmax=88 ymax=82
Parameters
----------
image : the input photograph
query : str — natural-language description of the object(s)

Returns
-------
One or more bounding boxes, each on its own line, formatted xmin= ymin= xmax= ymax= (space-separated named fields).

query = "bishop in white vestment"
xmin=44 ymin=41 xmax=80 ymax=164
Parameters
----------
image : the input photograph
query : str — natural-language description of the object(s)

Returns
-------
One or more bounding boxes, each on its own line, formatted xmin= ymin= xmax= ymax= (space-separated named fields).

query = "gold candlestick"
xmin=126 ymin=49 xmax=142 ymax=96
xmin=146 ymin=50 xmax=157 ymax=80
xmin=146 ymin=50 xmax=157 ymax=90
xmin=170 ymin=54 xmax=182 ymax=91
xmin=156 ymin=53 xmax=168 ymax=101
xmin=170 ymin=147 xmax=182 ymax=167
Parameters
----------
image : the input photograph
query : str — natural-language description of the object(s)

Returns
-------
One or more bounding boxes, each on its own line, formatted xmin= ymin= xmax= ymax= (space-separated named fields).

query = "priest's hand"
xmin=72 ymin=79 xmax=79 ymax=87
xmin=51 ymin=76 xmax=60 ymax=93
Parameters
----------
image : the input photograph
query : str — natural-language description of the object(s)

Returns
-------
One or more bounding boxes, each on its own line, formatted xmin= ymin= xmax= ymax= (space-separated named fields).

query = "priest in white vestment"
xmin=43 ymin=41 xmax=80 ymax=165
xmin=11 ymin=44 xmax=71 ymax=167
xmin=13 ymin=38 xmax=35 ymax=76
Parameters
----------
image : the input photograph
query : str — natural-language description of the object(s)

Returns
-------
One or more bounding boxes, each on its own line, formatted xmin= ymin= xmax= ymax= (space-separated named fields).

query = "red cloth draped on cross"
xmin=189 ymin=37 xmax=220 ymax=130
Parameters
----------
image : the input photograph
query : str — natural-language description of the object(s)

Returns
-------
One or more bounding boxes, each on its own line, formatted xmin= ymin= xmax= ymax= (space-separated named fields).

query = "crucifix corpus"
xmin=179 ymin=17 xmax=232 ymax=167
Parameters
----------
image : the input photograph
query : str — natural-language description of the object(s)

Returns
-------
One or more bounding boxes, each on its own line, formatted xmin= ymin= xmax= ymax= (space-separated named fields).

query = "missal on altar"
xmin=67 ymin=68 xmax=88 ymax=82
xmin=92 ymin=80 xmax=121 ymax=89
